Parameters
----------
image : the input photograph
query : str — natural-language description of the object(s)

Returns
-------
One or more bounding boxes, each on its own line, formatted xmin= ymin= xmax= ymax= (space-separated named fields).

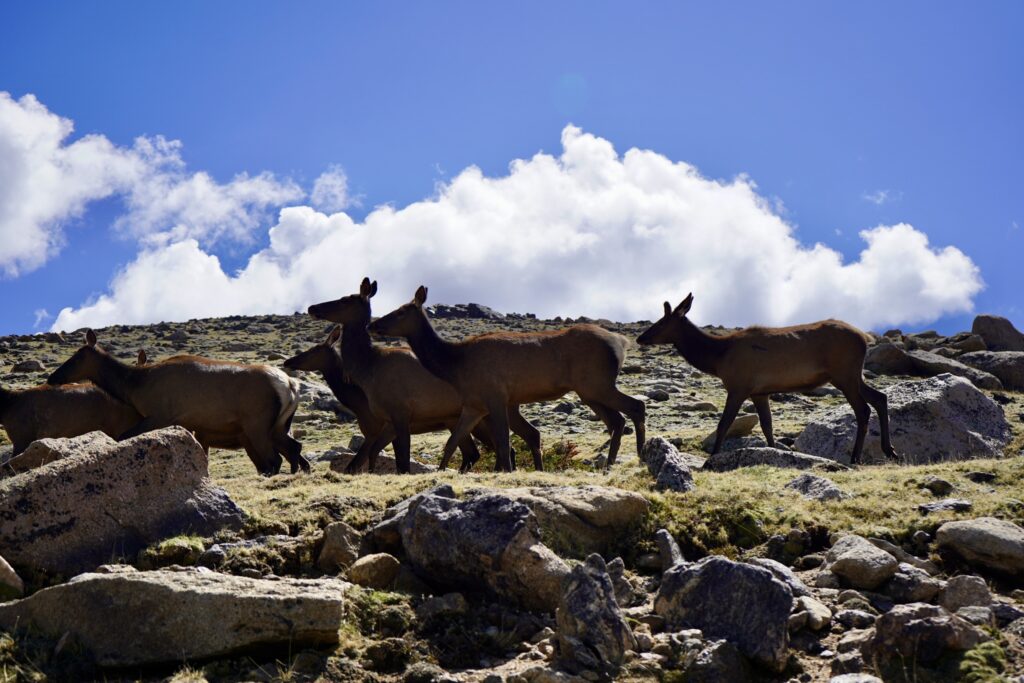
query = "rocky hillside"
xmin=1 ymin=309 xmax=1024 ymax=682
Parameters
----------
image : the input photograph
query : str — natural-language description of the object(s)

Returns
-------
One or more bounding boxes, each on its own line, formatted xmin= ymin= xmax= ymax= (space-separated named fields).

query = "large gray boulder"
xmin=935 ymin=517 xmax=1024 ymax=575
xmin=473 ymin=486 xmax=650 ymax=558
xmin=864 ymin=342 xmax=914 ymax=376
xmin=972 ymin=314 xmax=1024 ymax=351
xmin=0 ymin=568 xmax=347 ymax=666
xmin=906 ymin=350 xmax=1002 ymax=390
xmin=0 ymin=427 xmax=245 ymax=576
xmin=795 ymin=374 xmax=1011 ymax=464
xmin=556 ymin=554 xmax=636 ymax=677
xmin=959 ymin=351 xmax=1024 ymax=391
xmin=399 ymin=493 xmax=569 ymax=611
xmin=704 ymin=446 xmax=846 ymax=472
xmin=654 ymin=556 xmax=792 ymax=672
xmin=863 ymin=603 xmax=988 ymax=664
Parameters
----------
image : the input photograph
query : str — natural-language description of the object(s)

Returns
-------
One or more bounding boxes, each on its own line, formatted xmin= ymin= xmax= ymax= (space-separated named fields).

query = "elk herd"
xmin=0 ymin=279 xmax=897 ymax=475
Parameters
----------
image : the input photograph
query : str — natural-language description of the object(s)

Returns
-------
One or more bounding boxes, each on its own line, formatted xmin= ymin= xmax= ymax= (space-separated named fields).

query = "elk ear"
xmin=360 ymin=277 xmax=372 ymax=297
xmin=663 ymin=301 xmax=672 ymax=318
xmin=675 ymin=293 xmax=694 ymax=316
xmin=85 ymin=329 xmax=97 ymax=347
xmin=414 ymin=286 xmax=428 ymax=306
xmin=327 ymin=325 xmax=341 ymax=345
xmin=369 ymin=280 xmax=378 ymax=298
xmin=137 ymin=349 xmax=147 ymax=365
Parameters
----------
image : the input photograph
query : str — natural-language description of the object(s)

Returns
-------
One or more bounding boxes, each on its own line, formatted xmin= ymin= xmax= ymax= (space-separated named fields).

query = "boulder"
xmin=826 ymin=535 xmax=898 ymax=590
xmin=348 ymin=553 xmax=401 ymax=589
xmin=0 ymin=427 xmax=245 ymax=576
xmin=959 ymin=351 xmax=1024 ymax=390
xmin=795 ymin=595 xmax=832 ymax=631
xmin=639 ymin=438 xmax=695 ymax=493
xmin=0 ymin=568 xmax=346 ymax=666
xmin=0 ymin=553 xmax=23 ymax=600
xmin=3 ymin=431 xmax=117 ymax=474
xmin=906 ymin=350 xmax=1002 ymax=390
xmin=654 ymin=555 xmax=792 ymax=672
xmin=784 ymin=473 xmax=850 ymax=501
xmin=795 ymin=375 xmax=1011 ymax=464
xmin=700 ymin=413 xmax=759 ymax=452
xmin=936 ymin=517 xmax=1024 ymax=575
xmin=318 ymin=521 xmax=361 ymax=573
xmin=399 ymin=493 xmax=569 ymax=611
xmin=864 ymin=342 xmax=914 ymax=376
xmin=938 ymin=575 xmax=991 ymax=612
xmin=884 ymin=564 xmax=941 ymax=603
xmin=556 ymin=554 xmax=637 ymax=676
xmin=655 ymin=528 xmax=684 ymax=570
xmin=364 ymin=484 xmax=457 ymax=554
xmin=473 ymin=486 xmax=650 ymax=558
xmin=863 ymin=603 xmax=988 ymax=664
xmin=10 ymin=359 xmax=45 ymax=373
xmin=972 ymin=314 xmax=1024 ymax=352
xmin=704 ymin=446 xmax=846 ymax=472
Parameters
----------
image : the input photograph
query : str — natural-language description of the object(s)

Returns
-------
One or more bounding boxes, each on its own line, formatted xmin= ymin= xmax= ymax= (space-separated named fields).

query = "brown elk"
xmin=636 ymin=294 xmax=897 ymax=465
xmin=307 ymin=280 xmax=544 ymax=473
xmin=0 ymin=383 xmax=142 ymax=456
xmin=367 ymin=285 xmax=646 ymax=472
xmin=284 ymin=325 xmax=534 ymax=473
xmin=48 ymin=330 xmax=308 ymax=475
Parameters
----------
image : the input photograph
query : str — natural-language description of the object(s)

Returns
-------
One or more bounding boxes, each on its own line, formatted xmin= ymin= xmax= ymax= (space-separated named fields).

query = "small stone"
xmin=918 ymin=498 xmax=972 ymax=514
xmin=348 ymin=553 xmax=401 ymax=589
xmin=922 ymin=476 xmax=954 ymax=496
xmin=955 ymin=606 xmax=994 ymax=626
xmin=835 ymin=609 xmax=876 ymax=629
xmin=965 ymin=471 xmax=996 ymax=484
xmin=826 ymin=535 xmax=898 ymax=590
xmin=655 ymin=528 xmax=684 ymax=570
xmin=415 ymin=593 xmax=468 ymax=622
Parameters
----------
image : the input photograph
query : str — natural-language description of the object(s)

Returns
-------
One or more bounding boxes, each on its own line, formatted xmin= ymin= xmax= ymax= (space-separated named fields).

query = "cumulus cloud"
xmin=310 ymin=165 xmax=353 ymax=213
xmin=0 ymin=92 xmax=302 ymax=274
xmin=53 ymin=126 xmax=983 ymax=332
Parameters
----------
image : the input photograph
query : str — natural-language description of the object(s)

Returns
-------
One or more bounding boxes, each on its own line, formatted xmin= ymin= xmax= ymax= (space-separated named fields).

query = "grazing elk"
xmin=368 ymin=285 xmax=646 ymax=472
xmin=0 ymin=383 xmax=142 ymax=456
xmin=307 ymin=279 xmax=543 ymax=473
xmin=48 ymin=330 xmax=308 ymax=475
xmin=284 ymin=325 xmax=531 ymax=473
xmin=636 ymin=294 xmax=897 ymax=465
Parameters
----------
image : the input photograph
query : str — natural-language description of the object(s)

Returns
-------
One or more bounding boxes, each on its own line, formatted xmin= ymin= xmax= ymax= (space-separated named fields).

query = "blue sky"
xmin=0 ymin=2 xmax=1021 ymax=334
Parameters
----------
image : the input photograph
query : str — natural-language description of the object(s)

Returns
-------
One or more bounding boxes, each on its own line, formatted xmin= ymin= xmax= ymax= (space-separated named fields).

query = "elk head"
xmin=369 ymin=285 xmax=428 ymax=338
xmin=637 ymin=294 xmax=693 ymax=346
xmin=48 ymin=330 xmax=108 ymax=385
xmin=283 ymin=326 xmax=342 ymax=372
xmin=308 ymin=277 xmax=378 ymax=326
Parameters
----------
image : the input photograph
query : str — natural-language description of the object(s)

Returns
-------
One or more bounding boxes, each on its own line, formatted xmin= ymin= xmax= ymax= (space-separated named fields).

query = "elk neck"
xmin=676 ymin=317 xmax=730 ymax=376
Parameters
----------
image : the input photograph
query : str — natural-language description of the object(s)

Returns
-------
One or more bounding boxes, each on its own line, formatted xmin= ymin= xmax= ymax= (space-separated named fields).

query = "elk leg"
xmin=457 ymin=436 xmax=482 ymax=473
xmin=393 ymin=423 xmax=412 ymax=474
xmin=711 ymin=392 xmax=746 ymax=454
xmin=273 ymin=432 xmax=309 ymax=474
xmin=485 ymin=403 xmax=513 ymax=473
xmin=347 ymin=427 xmax=394 ymax=474
xmin=751 ymin=395 xmax=774 ymax=448
xmin=860 ymin=381 xmax=898 ymax=461
xmin=835 ymin=383 xmax=871 ymax=465
xmin=583 ymin=400 xmax=626 ymax=468
xmin=440 ymin=406 xmax=487 ymax=470
xmin=509 ymin=406 xmax=543 ymax=471
xmin=602 ymin=389 xmax=646 ymax=456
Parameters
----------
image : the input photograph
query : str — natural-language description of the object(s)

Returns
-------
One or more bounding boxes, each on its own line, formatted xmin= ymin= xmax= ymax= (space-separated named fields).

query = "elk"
xmin=0 ymin=383 xmax=142 ymax=456
xmin=368 ymin=285 xmax=646 ymax=472
xmin=47 ymin=330 xmax=308 ymax=475
xmin=307 ymin=279 xmax=543 ymax=473
xmin=284 ymin=325 xmax=530 ymax=473
xmin=636 ymin=294 xmax=897 ymax=465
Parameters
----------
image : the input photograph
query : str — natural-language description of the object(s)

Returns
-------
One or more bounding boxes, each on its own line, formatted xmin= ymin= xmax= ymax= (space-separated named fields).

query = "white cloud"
xmin=862 ymin=189 xmax=902 ymax=205
xmin=0 ymin=92 xmax=303 ymax=274
xmin=53 ymin=125 xmax=984 ymax=332
xmin=310 ymin=165 xmax=353 ymax=213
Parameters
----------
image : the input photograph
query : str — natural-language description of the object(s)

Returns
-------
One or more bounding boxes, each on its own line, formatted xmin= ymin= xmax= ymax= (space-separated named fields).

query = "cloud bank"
xmin=50 ymin=125 xmax=983 ymax=332
xmin=0 ymin=92 xmax=301 ymax=275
